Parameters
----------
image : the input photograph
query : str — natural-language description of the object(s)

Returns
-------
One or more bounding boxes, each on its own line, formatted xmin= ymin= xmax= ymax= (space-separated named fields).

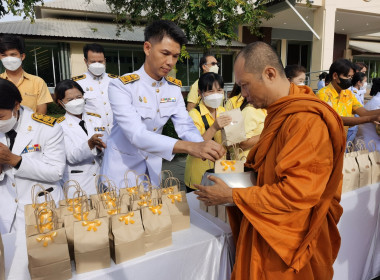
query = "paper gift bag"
xmin=90 ymin=174 xmax=116 ymax=207
xmin=208 ymin=205 xmax=218 ymax=217
xmin=159 ymin=170 xmax=174 ymax=188
xmin=220 ymin=108 xmax=246 ymax=146
xmin=217 ymin=205 xmax=227 ymax=222
xmin=59 ymin=180 xmax=84 ymax=207
xmin=141 ymin=200 xmax=172 ymax=252
xmin=0 ymin=234 xmax=4 ymax=280
xmin=162 ymin=177 xmax=180 ymax=195
xmin=215 ymin=145 xmax=245 ymax=174
xmin=355 ymin=141 xmax=372 ymax=187
xmin=119 ymin=170 xmax=139 ymax=198
xmin=368 ymin=140 xmax=380 ymax=184
xmin=96 ymin=187 xmax=128 ymax=218
xmin=342 ymin=142 xmax=360 ymax=193
xmin=26 ymin=208 xmax=71 ymax=280
xmin=24 ymin=184 xmax=56 ymax=226
xmin=74 ymin=216 xmax=110 ymax=274
xmin=199 ymin=200 xmax=208 ymax=212
xmin=162 ymin=191 xmax=190 ymax=232
xmin=131 ymin=192 xmax=152 ymax=211
xmin=110 ymin=209 xmax=145 ymax=264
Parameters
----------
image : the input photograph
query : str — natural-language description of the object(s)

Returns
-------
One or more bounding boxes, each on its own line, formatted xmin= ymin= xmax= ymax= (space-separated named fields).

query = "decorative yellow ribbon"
xmin=66 ymin=198 xmax=80 ymax=205
xmin=220 ymin=160 xmax=236 ymax=171
xmin=73 ymin=211 xmax=89 ymax=221
xmin=167 ymin=194 xmax=182 ymax=204
xmin=148 ymin=204 xmax=162 ymax=215
xmin=68 ymin=203 xmax=82 ymax=213
xmin=35 ymin=221 xmax=53 ymax=233
xmin=39 ymin=209 xmax=53 ymax=224
xmin=118 ymin=212 xmax=135 ymax=225
xmin=126 ymin=187 xmax=138 ymax=195
xmin=82 ymin=220 xmax=101 ymax=232
xmin=100 ymin=192 xmax=112 ymax=201
xmin=138 ymin=199 xmax=152 ymax=207
xmin=107 ymin=208 xmax=120 ymax=215
xmin=139 ymin=193 xmax=151 ymax=200
xmin=36 ymin=231 xmax=57 ymax=247
xmin=32 ymin=202 xmax=48 ymax=210
xmin=105 ymin=197 xmax=116 ymax=208
xmin=162 ymin=187 xmax=174 ymax=194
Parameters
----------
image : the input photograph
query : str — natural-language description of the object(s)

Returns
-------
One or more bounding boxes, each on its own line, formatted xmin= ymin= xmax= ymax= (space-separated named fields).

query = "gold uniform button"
xmin=15 ymin=199 xmax=18 ymax=203
xmin=156 ymin=89 xmax=160 ymax=93
xmin=106 ymin=113 xmax=109 ymax=116
xmin=92 ymin=160 xmax=96 ymax=164
xmin=107 ymin=124 xmax=110 ymax=126
xmin=152 ymin=82 xmax=156 ymax=87
xmin=12 ymin=183 xmax=15 ymax=187
xmin=101 ymin=91 xmax=104 ymax=94
xmin=104 ymin=102 xmax=106 ymax=105
xmin=157 ymin=109 xmax=160 ymax=113
xmin=93 ymin=173 xmax=96 ymax=176
xmin=153 ymin=128 xmax=157 ymax=131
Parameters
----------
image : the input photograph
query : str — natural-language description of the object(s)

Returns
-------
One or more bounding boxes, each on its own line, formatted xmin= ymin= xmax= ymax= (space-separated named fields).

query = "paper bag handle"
xmin=124 ymin=170 xmax=138 ymax=188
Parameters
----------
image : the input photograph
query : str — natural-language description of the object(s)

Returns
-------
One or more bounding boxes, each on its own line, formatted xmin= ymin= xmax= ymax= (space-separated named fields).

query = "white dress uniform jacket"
xmin=73 ymin=71 xmax=118 ymax=134
xmin=0 ymin=106 xmax=65 ymax=234
xmin=58 ymin=112 xmax=107 ymax=195
xmin=101 ymin=66 xmax=203 ymax=187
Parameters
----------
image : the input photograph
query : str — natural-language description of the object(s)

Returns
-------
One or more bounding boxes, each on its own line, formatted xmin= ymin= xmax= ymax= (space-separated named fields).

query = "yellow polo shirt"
xmin=184 ymin=101 xmax=225 ymax=189
xmin=226 ymin=94 xmax=267 ymax=158
xmin=0 ymin=71 xmax=53 ymax=112
xmin=186 ymin=79 xmax=201 ymax=105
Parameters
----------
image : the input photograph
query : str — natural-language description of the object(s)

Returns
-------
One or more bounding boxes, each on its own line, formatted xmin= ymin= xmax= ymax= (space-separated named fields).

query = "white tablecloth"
xmin=333 ymin=183 xmax=380 ymax=280
xmin=2 ymin=196 xmax=232 ymax=280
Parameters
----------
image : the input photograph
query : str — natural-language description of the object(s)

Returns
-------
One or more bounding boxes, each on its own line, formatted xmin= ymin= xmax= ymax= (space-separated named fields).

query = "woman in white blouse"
xmin=55 ymin=79 xmax=107 ymax=195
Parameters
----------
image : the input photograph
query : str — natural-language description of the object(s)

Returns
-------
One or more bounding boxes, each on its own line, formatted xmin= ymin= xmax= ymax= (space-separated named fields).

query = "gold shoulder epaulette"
xmin=165 ymin=76 xmax=182 ymax=87
xmin=56 ymin=116 xmax=65 ymax=123
xmin=86 ymin=112 xmax=101 ymax=118
xmin=32 ymin=113 xmax=57 ymax=127
xmin=72 ymin=74 xmax=86 ymax=82
xmin=108 ymin=73 xmax=119 ymax=79
xmin=119 ymin=74 xmax=140 ymax=85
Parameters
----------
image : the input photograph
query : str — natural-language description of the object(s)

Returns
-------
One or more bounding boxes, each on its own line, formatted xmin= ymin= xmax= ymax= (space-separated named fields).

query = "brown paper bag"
xmin=208 ymin=205 xmax=218 ymax=217
xmin=162 ymin=191 xmax=190 ymax=232
xmin=110 ymin=208 xmax=145 ymax=264
xmin=59 ymin=180 xmax=83 ymax=206
xmin=161 ymin=177 xmax=180 ymax=196
xmin=74 ymin=216 xmax=110 ymax=274
xmin=24 ymin=184 xmax=56 ymax=226
xmin=217 ymin=205 xmax=227 ymax=222
xmin=220 ymin=108 xmax=246 ymax=146
xmin=215 ymin=145 xmax=245 ymax=174
xmin=199 ymin=200 xmax=208 ymax=212
xmin=159 ymin=170 xmax=174 ymax=188
xmin=0 ymin=234 xmax=4 ymax=280
xmin=141 ymin=200 xmax=172 ymax=252
xmin=119 ymin=170 xmax=139 ymax=198
xmin=26 ymin=208 xmax=71 ymax=280
xmin=368 ymin=140 xmax=380 ymax=184
xmin=90 ymin=174 xmax=116 ymax=207
xmin=355 ymin=141 xmax=372 ymax=187
xmin=342 ymin=142 xmax=360 ymax=193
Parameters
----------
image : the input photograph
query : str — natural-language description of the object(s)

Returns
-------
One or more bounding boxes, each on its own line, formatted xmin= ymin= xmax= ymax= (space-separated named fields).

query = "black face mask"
xmin=337 ymin=77 xmax=352 ymax=90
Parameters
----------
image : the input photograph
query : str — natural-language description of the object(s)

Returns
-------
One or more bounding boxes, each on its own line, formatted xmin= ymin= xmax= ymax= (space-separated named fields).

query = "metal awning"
xmin=350 ymin=40 xmax=380 ymax=54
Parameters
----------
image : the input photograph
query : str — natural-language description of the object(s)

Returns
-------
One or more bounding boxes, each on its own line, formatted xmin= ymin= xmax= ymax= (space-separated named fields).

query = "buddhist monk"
xmin=195 ymin=42 xmax=346 ymax=279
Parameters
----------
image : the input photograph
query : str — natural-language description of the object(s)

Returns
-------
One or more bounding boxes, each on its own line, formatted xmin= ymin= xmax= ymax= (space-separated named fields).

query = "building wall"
xmin=70 ymin=42 xmax=87 ymax=77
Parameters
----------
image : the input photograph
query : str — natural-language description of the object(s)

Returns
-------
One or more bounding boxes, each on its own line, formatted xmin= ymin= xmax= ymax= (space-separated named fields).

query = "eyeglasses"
xmin=205 ymin=62 xmax=220 ymax=67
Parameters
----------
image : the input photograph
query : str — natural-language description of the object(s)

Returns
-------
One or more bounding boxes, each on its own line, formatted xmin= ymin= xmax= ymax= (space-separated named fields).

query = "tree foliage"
xmin=106 ymin=0 xmax=273 ymax=51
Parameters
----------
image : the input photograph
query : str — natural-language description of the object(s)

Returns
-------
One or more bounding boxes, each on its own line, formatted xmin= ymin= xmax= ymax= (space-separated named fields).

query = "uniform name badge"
xmin=160 ymin=98 xmax=177 ymax=103
xmin=22 ymin=144 xmax=41 ymax=154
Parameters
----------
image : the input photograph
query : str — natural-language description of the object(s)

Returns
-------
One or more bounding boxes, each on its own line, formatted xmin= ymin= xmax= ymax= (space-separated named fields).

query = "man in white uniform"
xmin=101 ymin=20 xmax=224 ymax=188
xmin=0 ymin=79 xmax=65 ymax=235
xmin=72 ymin=43 xmax=118 ymax=134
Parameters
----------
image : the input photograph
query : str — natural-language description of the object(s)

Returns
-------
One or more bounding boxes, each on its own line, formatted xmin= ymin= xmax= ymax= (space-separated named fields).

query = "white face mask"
xmin=63 ymin=98 xmax=85 ymax=115
xmin=0 ymin=110 xmax=17 ymax=133
xmin=297 ymin=82 xmax=305 ymax=86
xmin=208 ymin=65 xmax=219 ymax=74
xmin=203 ymin=93 xmax=224 ymax=109
xmin=88 ymin=62 xmax=105 ymax=76
xmin=360 ymin=82 xmax=367 ymax=91
xmin=1 ymin=56 xmax=22 ymax=71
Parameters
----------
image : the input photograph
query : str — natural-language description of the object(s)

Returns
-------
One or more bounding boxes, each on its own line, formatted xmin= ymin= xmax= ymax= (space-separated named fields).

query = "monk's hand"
xmin=190 ymin=140 xmax=225 ymax=162
xmin=194 ymin=175 xmax=233 ymax=206
xmin=0 ymin=143 xmax=21 ymax=167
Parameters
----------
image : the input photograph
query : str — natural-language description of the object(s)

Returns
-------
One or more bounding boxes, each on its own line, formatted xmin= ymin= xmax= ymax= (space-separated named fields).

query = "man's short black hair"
xmin=329 ymin=59 xmax=355 ymax=78
xmin=198 ymin=72 xmax=224 ymax=93
xmin=83 ymin=43 xmax=105 ymax=60
xmin=144 ymin=20 xmax=188 ymax=47
xmin=0 ymin=78 xmax=22 ymax=109
xmin=54 ymin=79 xmax=85 ymax=107
xmin=284 ymin=64 xmax=306 ymax=80
xmin=199 ymin=54 xmax=215 ymax=72
xmin=370 ymin=78 xmax=380 ymax=97
xmin=0 ymin=35 xmax=25 ymax=54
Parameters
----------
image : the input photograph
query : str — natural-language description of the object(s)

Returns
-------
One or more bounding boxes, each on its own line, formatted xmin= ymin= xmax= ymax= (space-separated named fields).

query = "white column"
xmin=281 ymin=39 xmax=287 ymax=67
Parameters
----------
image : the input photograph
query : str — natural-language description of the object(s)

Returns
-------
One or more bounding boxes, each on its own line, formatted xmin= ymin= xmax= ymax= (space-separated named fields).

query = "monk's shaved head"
xmin=236 ymin=41 xmax=286 ymax=78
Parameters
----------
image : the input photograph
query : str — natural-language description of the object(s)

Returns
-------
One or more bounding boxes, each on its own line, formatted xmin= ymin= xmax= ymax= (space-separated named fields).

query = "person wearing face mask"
xmin=285 ymin=64 xmax=307 ymax=86
xmin=184 ymin=72 xmax=231 ymax=192
xmin=346 ymin=72 xmax=368 ymax=142
xmin=186 ymin=54 xmax=220 ymax=111
xmin=0 ymin=78 xmax=65 ymax=236
xmin=317 ymin=59 xmax=380 ymax=136
xmin=0 ymin=35 xmax=53 ymax=114
xmin=72 ymin=43 xmax=118 ymax=134
xmin=55 ymin=80 xmax=107 ymax=195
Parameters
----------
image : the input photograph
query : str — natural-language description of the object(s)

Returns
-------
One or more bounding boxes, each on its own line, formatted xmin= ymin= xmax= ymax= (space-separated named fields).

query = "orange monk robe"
xmin=228 ymin=84 xmax=346 ymax=279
